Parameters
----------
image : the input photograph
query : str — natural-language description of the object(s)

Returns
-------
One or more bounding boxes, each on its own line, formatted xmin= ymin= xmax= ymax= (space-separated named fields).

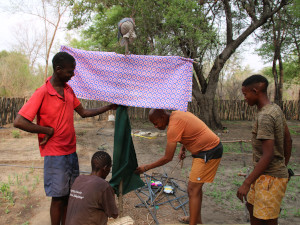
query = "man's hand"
xmin=178 ymin=145 xmax=186 ymax=160
xmin=40 ymin=127 xmax=54 ymax=145
xmin=237 ymin=181 xmax=251 ymax=203
xmin=178 ymin=150 xmax=186 ymax=160
xmin=236 ymin=139 xmax=274 ymax=202
xmin=135 ymin=164 xmax=149 ymax=174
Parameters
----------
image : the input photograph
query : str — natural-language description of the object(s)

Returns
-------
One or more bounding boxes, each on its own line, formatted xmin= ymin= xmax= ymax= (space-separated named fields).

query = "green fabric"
xmin=109 ymin=106 xmax=144 ymax=195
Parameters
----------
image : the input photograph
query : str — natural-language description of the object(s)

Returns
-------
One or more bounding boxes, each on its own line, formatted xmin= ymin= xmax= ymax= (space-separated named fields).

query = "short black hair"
xmin=91 ymin=151 xmax=112 ymax=172
xmin=52 ymin=52 xmax=75 ymax=71
xmin=242 ymin=74 xmax=269 ymax=91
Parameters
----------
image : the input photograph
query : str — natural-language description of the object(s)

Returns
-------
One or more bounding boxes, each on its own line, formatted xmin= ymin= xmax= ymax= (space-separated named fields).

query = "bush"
xmin=11 ymin=130 xmax=20 ymax=138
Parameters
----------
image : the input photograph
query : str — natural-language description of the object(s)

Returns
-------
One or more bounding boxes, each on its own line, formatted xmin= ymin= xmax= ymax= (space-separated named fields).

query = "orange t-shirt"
xmin=167 ymin=111 xmax=219 ymax=154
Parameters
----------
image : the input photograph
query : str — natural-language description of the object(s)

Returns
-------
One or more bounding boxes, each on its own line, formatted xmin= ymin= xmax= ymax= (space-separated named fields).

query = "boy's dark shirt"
xmin=66 ymin=175 xmax=118 ymax=225
xmin=252 ymin=103 xmax=288 ymax=178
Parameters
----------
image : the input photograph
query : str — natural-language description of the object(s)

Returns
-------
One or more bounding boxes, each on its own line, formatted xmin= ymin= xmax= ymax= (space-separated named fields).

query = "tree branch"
xmin=26 ymin=12 xmax=56 ymax=27
xmin=241 ymin=0 xmax=258 ymax=23
xmin=222 ymin=0 xmax=233 ymax=44
xmin=206 ymin=0 xmax=289 ymax=91
xmin=193 ymin=62 xmax=207 ymax=93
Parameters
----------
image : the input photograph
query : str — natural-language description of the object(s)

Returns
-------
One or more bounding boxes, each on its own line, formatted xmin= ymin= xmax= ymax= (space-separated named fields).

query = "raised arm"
xmin=75 ymin=104 xmax=117 ymax=118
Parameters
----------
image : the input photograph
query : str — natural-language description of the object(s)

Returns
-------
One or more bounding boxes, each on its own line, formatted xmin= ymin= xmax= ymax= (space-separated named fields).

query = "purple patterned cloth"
xmin=61 ymin=46 xmax=193 ymax=111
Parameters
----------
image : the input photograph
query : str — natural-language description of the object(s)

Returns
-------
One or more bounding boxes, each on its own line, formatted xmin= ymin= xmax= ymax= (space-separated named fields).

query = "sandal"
xmin=178 ymin=216 xmax=190 ymax=224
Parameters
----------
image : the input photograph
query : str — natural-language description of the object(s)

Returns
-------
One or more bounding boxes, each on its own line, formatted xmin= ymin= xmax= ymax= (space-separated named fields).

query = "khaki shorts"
xmin=189 ymin=158 xmax=221 ymax=183
xmin=247 ymin=174 xmax=288 ymax=220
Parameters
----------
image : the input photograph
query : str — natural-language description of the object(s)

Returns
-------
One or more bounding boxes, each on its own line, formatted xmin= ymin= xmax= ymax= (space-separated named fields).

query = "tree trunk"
xmin=44 ymin=59 xmax=48 ymax=82
xmin=272 ymin=58 xmax=280 ymax=102
xmin=278 ymin=54 xmax=284 ymax=101
xmin=273 ymin=54 xmax=284 ymax=108
xmin=194 ymin=93 xmax=222 ymax=130
xmin=193 ymin=62 xmax=222 ymax=129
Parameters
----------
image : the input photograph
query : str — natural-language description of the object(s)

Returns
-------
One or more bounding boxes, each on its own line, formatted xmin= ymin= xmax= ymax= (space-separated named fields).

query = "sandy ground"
xmin=0 ymin=119 xmax=299 ymax=225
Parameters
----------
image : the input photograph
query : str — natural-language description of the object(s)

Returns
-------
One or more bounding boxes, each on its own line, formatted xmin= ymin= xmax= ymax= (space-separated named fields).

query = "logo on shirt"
xmin=70 ymin=189 xmax=84 ymax=199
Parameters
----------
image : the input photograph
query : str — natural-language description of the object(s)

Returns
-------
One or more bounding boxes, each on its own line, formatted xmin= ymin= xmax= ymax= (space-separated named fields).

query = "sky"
xmin=0 ymin=9 xmax=24 ymax=51
xmin=0 ymin=0 xmax=70 ymax=64
xmin=0 ymin=1 xmax=268 ymax=72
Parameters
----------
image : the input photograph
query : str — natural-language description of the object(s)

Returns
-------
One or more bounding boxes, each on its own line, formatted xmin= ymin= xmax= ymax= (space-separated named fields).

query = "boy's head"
xmin=242 ymin=74 xmax=269 ymax=106
xmin=52 ymin=52 xmax=76 ymax=83
xmin=91 ymin=151 xmax=112 ymax=179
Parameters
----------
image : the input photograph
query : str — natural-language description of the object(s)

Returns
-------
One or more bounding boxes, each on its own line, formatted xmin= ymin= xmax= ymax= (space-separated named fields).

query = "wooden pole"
xmin=240 ymin=141 xmax=246 ymax=167
xmin=222 ymin=140 xmax=251 ymax=143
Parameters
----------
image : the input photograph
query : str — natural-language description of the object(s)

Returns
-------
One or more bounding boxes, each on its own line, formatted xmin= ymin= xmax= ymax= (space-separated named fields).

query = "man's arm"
xmin=102 ymin=186 xmax=119 ymax=219
xmin=135 ymin=142 xmax=177 ymax=174
xmin=284 ymin=124 xmax=292 ymax=166
xmin=75 ymin=104 xmax=117 ymax=118
xmin=237 ymin=139 xmax=274 ymax=202
xmin=13 ymin=114 xmax=54 ymax=145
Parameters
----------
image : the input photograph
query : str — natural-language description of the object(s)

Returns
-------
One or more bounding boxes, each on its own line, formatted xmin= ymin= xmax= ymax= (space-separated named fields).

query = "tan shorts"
xmin=189 ymin=158 xmax=221 ymax=183
xmin=247 ymin=174 xmax=288 ymax=220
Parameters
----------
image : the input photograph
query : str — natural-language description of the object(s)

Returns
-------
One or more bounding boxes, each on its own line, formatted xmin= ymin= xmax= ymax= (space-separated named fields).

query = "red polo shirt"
xmin=19 ymin=77 xmax=81 ymax=156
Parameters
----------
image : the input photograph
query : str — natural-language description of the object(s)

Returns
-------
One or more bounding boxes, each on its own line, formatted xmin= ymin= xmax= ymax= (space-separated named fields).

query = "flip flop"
xmin=178 ymin=216 xmax=189 ymax=224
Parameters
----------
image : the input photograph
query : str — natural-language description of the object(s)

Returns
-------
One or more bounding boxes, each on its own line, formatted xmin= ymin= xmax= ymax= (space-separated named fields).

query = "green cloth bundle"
xmin=109 ymin=106 xmax=145 ymax=195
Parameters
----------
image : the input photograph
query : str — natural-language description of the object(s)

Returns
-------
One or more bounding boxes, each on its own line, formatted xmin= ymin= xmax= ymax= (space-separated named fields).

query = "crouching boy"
xmin=66 ymin=151 xmax=118 ymax=225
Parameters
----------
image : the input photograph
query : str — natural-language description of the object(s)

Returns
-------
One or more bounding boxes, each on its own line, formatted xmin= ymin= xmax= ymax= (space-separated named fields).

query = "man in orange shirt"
xmin=135 ymin=109 xmax=223 ymax=225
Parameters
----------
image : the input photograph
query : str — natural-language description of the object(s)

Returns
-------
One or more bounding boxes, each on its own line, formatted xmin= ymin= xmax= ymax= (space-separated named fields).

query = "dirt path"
xmin=0 ymin=119 xmax=299 ymax=224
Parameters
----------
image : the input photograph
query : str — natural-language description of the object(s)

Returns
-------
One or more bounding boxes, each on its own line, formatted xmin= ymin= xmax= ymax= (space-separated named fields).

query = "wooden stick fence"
xmin=0 ymin=97 xmax=26 ymax=126
xmin=215 ymin=100 xmax=299 ymax=121
xmin=1 ymin=98 xmax=299 ymax=126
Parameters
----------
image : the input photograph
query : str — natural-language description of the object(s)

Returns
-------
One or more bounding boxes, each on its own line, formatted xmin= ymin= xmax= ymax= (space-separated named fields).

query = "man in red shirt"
xmin=14 ymin=52 xmax=116 ymax=225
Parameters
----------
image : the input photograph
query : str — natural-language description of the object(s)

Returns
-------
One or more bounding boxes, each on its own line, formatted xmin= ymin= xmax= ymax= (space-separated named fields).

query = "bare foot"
xmin=178 ymin=216 xmax=189 ymax=224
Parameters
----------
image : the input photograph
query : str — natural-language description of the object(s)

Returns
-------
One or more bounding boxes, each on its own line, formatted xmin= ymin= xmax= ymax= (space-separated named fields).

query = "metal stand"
xmin=134 ymin=172 xmax=189 ymax=224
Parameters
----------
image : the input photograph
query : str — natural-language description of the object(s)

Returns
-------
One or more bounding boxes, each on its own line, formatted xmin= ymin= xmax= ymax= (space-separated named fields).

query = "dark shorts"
xmin=44 ymin=152 xmax=79 ymax=197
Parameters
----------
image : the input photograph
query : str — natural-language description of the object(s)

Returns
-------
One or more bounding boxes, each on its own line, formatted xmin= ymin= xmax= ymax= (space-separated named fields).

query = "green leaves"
xmin=66 ymin=0 xmax=218 ymax=58
xmin=0 ymin=51 xmax=44 ymax=97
